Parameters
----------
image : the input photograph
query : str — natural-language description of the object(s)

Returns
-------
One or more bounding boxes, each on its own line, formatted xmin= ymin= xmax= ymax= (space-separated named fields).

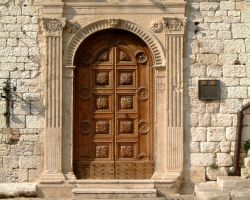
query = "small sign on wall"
xmin=198 ymin=80 xmax=220 ymax=100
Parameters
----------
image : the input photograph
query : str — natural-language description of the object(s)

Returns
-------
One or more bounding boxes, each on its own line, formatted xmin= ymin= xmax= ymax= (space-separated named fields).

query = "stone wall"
xmin=0 ymin=0 xmax=44 ymax=182
xmin=185 ymin=0 xmax=250 ymax=182
xmin=0 ymin=0 xmax=249 ymax=184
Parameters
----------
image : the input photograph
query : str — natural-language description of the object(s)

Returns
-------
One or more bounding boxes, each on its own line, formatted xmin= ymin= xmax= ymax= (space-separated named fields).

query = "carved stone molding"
xmin=163 ymin=17 xmax=186 ymax=33
xmin=43 ymin=18 xmax=65 ymax=35
xmin=63 ymin=19 xmax=166 ymax=68
xmin=64 ymin=21 xmax=81 ymax=34
xmin=150 ymin=17 xmax=186 ymax=34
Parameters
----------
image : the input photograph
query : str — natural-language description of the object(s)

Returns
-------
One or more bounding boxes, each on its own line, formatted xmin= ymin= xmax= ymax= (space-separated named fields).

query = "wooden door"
xmin=74 ymin=30 xmax=154 ymax=179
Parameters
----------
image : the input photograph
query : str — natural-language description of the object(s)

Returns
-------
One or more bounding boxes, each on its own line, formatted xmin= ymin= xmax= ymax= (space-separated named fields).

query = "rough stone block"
xmin=227 ymin=86 xmax=247 ymax=98
xmin=200 ymin=142 xmax=219 ymax=153
xmin=217 ymin=153 xmax=233 ymax=167
xmin=191 ymin=142 xmax=200 ymax=153
xmin=211 ymin=114 xmax=232 ymax=127
xmin=200 ymin=40 xmax=223 ymax=54
xmin=26 ymin=115 xmax=44 ymax=128
xmin=210 ymin=23 xmax=230 ymax=31
xmin=200 ymin=2 xmax=219 ymax=11
xmin=19 ymin=155 xmax=40 ymax=169
xmin=220 ymin=1 xmax=235 ymax=10
xmin=217 ymin=31 xmax=231 ymax=40
xmin=0 ymin=144 xmax=10 ymax=156
xmin=220 ymin=99 xmax=242 ymax=114
xmin=207 ymin=127 xmax=226 ymax=142
xmin=191 ymin=127 xmax=207 ymax=142
xmin=191 ymin=153 xmax=214 ymax=166
xmin=226 ymin=127 xmax=236 ymax=141
xmin=3 ymin=156 xmax=19 ymax=169
xmin=224 ymin=40 xmax=246 ymax=53
xmin=10 ymin=115 xmax=26 ymax=128
xmin=207 ymin=66 xmax=222 ymax=77
xmin=223 ymin=65 xmax=246 ymax=78
xmin=232 ymin=24 xmax=250 ymax=38
xmin=197 ymin=54 xmax=219 ymax=66
xmin=220 ymin=141 xmax=231 ymax=153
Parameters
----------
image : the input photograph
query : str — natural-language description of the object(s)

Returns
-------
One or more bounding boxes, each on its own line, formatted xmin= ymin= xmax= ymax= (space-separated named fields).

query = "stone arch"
xmin=63 ymin=19 xmax=166 ymax=68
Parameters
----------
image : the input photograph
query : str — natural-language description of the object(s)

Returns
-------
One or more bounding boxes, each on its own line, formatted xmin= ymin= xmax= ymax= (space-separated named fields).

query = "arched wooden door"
xmin=74 ymin=30 xmax=154 ymax=179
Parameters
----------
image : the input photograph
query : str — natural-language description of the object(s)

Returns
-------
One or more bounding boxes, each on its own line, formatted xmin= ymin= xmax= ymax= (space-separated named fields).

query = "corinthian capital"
xmin=163 ymin=17 xmax=186 ymax=34
xmin=43 ymin=18 xmax=66 ymax=35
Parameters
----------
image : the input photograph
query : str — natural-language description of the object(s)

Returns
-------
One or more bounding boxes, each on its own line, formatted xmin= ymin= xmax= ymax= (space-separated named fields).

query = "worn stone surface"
xmin=0 ymin=183 xmax=37 ymax=197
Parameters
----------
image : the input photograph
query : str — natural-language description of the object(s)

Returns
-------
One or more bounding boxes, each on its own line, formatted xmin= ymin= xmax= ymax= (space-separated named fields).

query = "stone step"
xmin=217 ymin=176 xmax=250 ymax=190
xmin=194 ymin=182 xmax=230 ymax=200
xmin=230 ymin=188 xmax=250 ymax=200
xmin=70 ymin=179 xmax=155 ymax=189
xmin=72 ymin=188 xmax=157 ymax=199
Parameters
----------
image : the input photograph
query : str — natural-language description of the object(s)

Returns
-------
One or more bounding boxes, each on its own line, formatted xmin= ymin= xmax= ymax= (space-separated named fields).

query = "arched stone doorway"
xmin=73 ymin=29 xmax=154 ymax=179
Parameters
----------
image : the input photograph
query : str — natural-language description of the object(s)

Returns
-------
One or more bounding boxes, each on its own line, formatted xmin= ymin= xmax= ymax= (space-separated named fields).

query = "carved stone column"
xmin=62 ymin=65 xmax=76 ymax=180
xmin=40 ymin=18 xmax=66 ymax=183
xmin=152 ymin=17 xmax=186 ymax=180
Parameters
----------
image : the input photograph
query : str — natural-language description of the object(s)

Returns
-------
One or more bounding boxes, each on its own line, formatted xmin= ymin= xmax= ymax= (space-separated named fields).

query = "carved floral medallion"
xmin=96 ymin=121 xmax=109 ymax=134
xmin=120 ymin=145 xmax=134 ymax=158
xmin=96 ymin=72 xmax=109 ymax=86
xmin=96 ymin=146 xmax=109 ymax=158
xmin=120 ymin=120 xmax=134 ymax=134
xmin=119 ymin=72 xmax=133 ymax=85
xmin=120 ymin=96 xmax=133 ymax=109
xmin=96 ymin=96 xmax=109 ymax=109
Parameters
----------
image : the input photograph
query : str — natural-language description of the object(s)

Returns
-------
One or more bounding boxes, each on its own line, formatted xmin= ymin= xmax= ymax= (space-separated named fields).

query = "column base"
xmin=152 ymin=171 xmax=183 ymax=181
xmin=64 ymin=172 xmax=77 ymax=180
xmin=39 ymin=172 xmax=65 ymax=184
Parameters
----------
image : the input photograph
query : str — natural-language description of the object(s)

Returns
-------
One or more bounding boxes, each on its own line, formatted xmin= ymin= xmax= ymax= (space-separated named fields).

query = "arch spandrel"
xmin=63 ymin=19 xmax=166 ymax=68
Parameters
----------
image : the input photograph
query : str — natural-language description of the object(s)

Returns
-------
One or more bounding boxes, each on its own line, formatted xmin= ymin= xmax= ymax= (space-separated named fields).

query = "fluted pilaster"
xmin=40 ymin=18 xmax=66 ymax=183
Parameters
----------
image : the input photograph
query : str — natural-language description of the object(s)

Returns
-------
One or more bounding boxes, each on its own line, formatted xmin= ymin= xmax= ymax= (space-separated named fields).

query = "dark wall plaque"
xmin=198 ymin=80 xmax=220 ymax=100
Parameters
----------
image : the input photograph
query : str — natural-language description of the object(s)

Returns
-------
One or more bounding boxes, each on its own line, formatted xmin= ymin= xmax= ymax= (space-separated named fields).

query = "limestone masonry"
xmin=0 ymin=0 xmax=249 ymax=196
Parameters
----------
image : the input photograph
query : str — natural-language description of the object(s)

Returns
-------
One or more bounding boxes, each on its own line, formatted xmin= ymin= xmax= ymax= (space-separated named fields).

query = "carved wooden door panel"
xmin=74 ymin=30 xmax=154 ymax=179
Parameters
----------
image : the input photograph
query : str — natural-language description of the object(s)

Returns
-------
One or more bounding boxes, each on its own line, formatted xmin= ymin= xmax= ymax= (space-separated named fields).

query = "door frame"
xmin=41 ymin=18 xmax=186 ymax=182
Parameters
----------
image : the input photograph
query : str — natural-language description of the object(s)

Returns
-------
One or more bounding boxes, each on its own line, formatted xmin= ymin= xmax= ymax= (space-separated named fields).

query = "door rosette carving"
xmin=80 ymin=120 xmax=91 ymax=134
xmin=135 ymin=50 xmax=147 ymax=64
xmin=138 ymin=120 xmax=149 ymax=134
xmin=137 ymin=87 xmax=149 ymax=100
xmin=79 ymin=88 xmax=91 ymax=100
